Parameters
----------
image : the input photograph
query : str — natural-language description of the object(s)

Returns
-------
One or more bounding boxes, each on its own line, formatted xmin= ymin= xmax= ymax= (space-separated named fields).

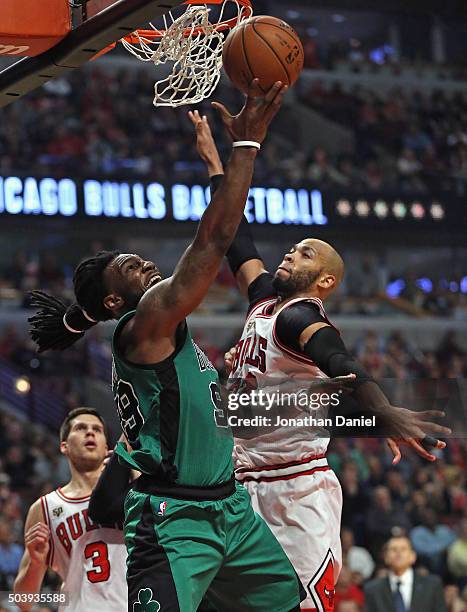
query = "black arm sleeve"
xmin=247 ymin=272 xmax=276 ymax=308
xmin=275 ymin=302 xmax=328 ymax=353
xmin=88 ymin=451 xmax=132 ymax=524
xmin=304 ymin=326 xmax=396 ymax=431
xmin=225 ymin=215 xmax=262 ymax=275
xmin=303 ymin=326 xmax=372 ymax=383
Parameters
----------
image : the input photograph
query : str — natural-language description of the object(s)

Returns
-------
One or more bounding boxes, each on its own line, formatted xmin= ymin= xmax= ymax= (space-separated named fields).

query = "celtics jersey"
xmin=111 ymin=311 xmax=233 ymax=487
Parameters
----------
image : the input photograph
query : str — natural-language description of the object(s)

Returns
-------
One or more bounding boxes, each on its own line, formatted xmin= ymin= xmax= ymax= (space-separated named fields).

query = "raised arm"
xmin=14 ymin=500 xmax=50 ymax=611
xmin=130 ymin=81 xmax=286 ymax=343
xmin=189 ymin=110 xmax=267 ymax=298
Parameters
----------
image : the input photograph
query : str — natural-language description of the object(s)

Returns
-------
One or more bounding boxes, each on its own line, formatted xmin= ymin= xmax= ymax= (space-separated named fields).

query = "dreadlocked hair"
xmin=29 ymin=250 xmax=119 ymax=353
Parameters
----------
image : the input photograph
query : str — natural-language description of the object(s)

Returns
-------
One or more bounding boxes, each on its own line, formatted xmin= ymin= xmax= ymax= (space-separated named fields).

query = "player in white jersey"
xmin=190 ymin=112 xmax=450 ymax=612
xmin=14 ymin=408 xmax=128 ymax=612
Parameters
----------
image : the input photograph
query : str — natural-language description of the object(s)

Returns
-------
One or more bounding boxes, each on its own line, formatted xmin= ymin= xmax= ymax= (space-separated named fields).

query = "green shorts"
xmin=124 ymin=480 xmax=304 ymax=612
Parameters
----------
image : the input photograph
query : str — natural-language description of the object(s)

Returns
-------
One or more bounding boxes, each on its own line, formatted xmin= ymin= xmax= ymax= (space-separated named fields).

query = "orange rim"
xmin=92 ymin=0 xmax=252 ymax=60
xmin=124 ymin=0 xmax=252 ymax=42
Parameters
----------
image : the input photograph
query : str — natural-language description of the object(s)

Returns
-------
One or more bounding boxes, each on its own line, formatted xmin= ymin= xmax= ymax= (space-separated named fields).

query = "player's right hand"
xmin=25 ymin=522 xmax=50 ymax=564
xmin=224 ymin=346 xmax=237 ymax=373
xmin=212 ymin=78 xmax=288 ymax=144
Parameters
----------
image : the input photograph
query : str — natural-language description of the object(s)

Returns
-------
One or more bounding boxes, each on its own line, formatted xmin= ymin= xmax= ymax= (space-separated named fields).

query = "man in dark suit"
xmin=364 ymin=535 xmax=447 ymax=612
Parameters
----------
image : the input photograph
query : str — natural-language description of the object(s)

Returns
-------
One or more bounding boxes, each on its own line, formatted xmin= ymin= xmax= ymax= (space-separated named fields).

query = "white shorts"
xmin=237 ymin=455 xmax=342 ymax=612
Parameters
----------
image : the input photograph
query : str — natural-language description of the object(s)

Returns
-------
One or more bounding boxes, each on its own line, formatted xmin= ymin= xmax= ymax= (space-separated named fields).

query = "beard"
xmin=121 ymin=287 xmax=145 ymax=311
xmin=272 ymin=269 xmax=321 ymax=298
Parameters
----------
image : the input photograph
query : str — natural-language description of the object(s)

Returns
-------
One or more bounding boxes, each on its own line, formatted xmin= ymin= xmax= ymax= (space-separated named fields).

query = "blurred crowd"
xmin=1 ymin=65 xmax=467 ymax=199
xmin=300 ymin=30 xmax=467 ymax=81
xmin=0 ymin=315 xmax=465 ymax=427
xmin=297 ymin=82 xmax=467 ymax=195
xmin=1 ymin=248 xmax=466 ymax=319
xmin=328 ymin=432 xmax=467 ymax=611
xmin=0 ymin=67 xmax=249 ymax=185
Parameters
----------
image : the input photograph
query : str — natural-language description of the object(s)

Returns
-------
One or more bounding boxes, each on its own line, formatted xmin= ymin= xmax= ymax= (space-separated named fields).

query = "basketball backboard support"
xmin=0 ymin=0 xmax=185 ymax=108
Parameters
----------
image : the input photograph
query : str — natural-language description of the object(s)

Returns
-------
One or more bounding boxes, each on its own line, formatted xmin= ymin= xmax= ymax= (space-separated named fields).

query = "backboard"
xmin=0 ymin=0 xmax=185 ymax=108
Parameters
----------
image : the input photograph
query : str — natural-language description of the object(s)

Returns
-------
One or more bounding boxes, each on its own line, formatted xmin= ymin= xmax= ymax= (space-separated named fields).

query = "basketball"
xmin=222 ymin=15 xmax=304 ymax=94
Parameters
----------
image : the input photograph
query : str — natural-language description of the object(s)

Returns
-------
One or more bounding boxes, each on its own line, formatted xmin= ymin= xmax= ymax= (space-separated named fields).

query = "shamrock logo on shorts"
xmin=133 ymin=588 xmax=161 ymax=612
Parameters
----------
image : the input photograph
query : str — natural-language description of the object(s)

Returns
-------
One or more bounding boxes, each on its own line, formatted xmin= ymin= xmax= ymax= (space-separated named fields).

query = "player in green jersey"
xmin=28 ymin=81 xmax=306 ymax=612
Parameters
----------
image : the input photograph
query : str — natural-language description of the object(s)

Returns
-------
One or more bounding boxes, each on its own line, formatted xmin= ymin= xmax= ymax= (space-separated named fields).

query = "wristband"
xmin=232 ymin=141 xmax=261 ymax=150
xmin=63 ymin=314 xmax=83 ymax=335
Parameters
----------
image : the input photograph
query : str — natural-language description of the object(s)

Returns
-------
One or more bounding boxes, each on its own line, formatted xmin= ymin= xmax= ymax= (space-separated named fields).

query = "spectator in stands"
xmin=38 ymin=254 xmax=66 ymax=294
xmin=0 ymin=325 xmax=21 ymax=362
xmin=358 ymin=331 xmax=385 ymax=379
xmin=437 ymin=331 xmax=465 ymax=364
xmin=447 ymin=519 xmax=467 ymax=589
xmin=341 ymin=527 xmax=375 ymax=581
xmin=4 ymin=446 xmax=32 ymax=490
xmin=366 ymin=486 xmax=412 ymax=556
xmin=2 ymin=251 xmax=29 ymax=291
xmin=336 ymin=602 xmax=362 ymax=612
xmin=0 ymin=518 xmax=23 ymax=590
xmin=444 ymin=584 xmax=466 ymax=612
xmin=362 ymin=159 xmax=384 ymax=190
xmin=411 ymin=508 xmax=457 ymax=575
xmin=364 ymin=535 xmax=447 ymax=612
xmin=334 ymin=564 xmax=365 ymax=610
xmin=0 ymin=473 xmax=11 ymax=507
xmin=407 ymin=490 xmax=430 ymax=526
xmin=307 ymin=146 xmax=347 ymax=187
xmin=340 ymin=461 xmax=368 ymax=538
xmin=403 ymin=122 xmax=432 ymax=155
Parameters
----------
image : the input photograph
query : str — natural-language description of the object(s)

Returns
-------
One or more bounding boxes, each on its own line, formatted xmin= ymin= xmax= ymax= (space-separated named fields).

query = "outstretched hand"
xmin=383 ymin=407 xmax=450 ymax=463
xmin=188 ymin=110 xmax=223 ymax=175
xmin=212 ymin=79 xmax=288 ymax=144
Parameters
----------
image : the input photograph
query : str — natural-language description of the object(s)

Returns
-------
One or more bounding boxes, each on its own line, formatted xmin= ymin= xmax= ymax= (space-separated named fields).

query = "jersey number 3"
xmin=85 ymin=541 xmax=110 ymax=583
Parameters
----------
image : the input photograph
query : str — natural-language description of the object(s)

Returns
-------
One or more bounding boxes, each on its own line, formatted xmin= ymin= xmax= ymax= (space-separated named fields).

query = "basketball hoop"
xmin=96 ymin=0 xmax=252 ymax=107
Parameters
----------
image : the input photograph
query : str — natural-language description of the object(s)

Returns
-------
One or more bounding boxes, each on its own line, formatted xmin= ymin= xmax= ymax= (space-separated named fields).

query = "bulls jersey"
xmin=229 ymin=295 xmax=336 ymax=469
xmin=41 ymin=488 xmax=127 ymax=612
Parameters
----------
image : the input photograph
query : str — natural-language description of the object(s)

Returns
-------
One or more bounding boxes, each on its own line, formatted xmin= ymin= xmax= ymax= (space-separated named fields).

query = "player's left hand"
xmin=387 ymin=435 xmax=447 ymax=464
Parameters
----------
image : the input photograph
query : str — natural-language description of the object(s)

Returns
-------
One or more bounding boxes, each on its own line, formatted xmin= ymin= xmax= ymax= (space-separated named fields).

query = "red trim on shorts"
xmin=239 ymin=465 xmax=331 ymax=483
xmin=56 ymin=488 xmax=91 ymax=503
xmin=236 ymin=453 xmax=326 ymax=474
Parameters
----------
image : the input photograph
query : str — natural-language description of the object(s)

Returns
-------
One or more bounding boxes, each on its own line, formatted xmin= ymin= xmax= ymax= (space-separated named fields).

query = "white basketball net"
xmin=121 ymin=1 xmax=251 ymax=107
